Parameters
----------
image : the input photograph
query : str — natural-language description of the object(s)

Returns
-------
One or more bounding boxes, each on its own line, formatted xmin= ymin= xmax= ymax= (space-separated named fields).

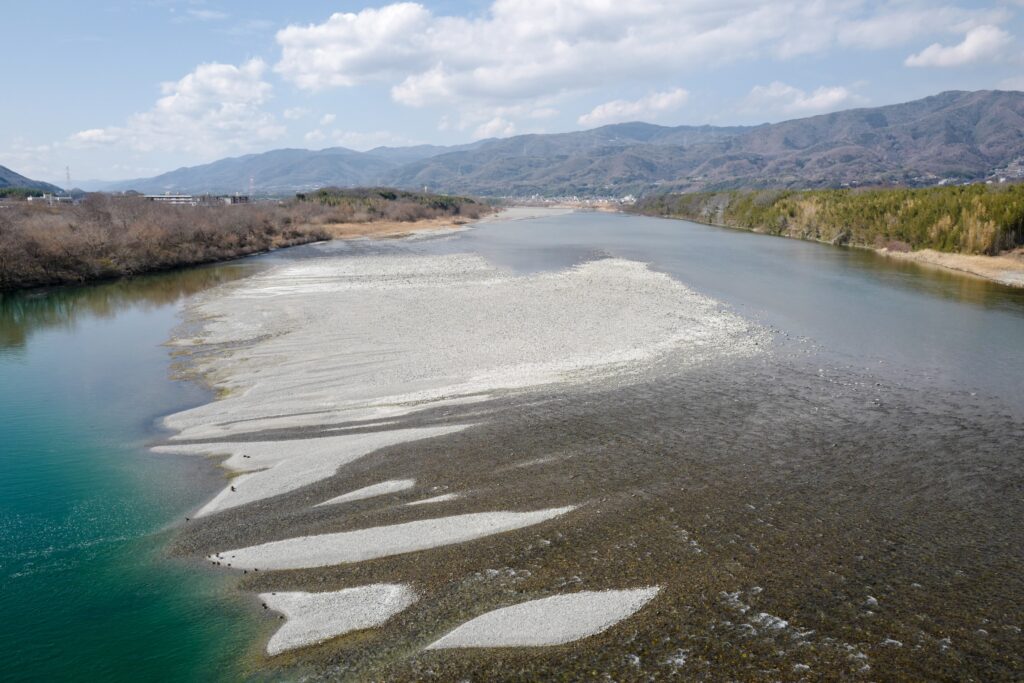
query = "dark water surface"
xmin=2 ymin=210 xmax=1023 ymax=681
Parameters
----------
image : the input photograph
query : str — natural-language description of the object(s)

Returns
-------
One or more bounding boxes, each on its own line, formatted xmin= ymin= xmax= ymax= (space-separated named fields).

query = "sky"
xmin=4 ymin=0 xmax=1023 ymax=184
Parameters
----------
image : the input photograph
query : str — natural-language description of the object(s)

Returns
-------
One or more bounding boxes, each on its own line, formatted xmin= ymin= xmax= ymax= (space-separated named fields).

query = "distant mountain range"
xmin=0 ymin=165 xmax=62 ymax=193
xmin=60 ymin=90 xmax=1024 ymax=197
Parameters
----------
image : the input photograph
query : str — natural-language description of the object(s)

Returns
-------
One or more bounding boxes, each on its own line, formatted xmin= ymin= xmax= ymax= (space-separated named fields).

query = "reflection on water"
xmin=0 ymin=262 xmax=261 ymax=350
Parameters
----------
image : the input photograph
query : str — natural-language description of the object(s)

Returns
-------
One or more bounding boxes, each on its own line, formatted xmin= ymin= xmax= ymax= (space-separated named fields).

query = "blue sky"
xmin=4 ymin=0 xmax=1023 ymax=184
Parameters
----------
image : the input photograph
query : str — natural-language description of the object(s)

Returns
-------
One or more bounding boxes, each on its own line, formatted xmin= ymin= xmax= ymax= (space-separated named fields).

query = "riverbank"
xmin=629 ymin=210 xmax=1024 ymax=289
xmin=878 ymin=247 xmax=1024 ymax=288
xmin=0 ymin=189 xmax=492 ymax=291
xmin=317 ymin=216 xmax=472 ymax=240
xmin=628 ymin=185 xmax=1024 ymax=288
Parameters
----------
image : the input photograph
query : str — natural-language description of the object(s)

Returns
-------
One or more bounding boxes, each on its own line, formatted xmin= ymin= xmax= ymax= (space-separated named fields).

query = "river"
xmin=1 ymin=210 xmax=1021 ymax=680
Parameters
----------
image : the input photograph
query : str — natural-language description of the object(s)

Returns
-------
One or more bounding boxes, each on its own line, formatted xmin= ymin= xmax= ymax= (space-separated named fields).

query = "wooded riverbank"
xmin=628 ymin=184 xmax=1024 ymax=287
xmin=0 ymin=189 xmax=490 ymax=291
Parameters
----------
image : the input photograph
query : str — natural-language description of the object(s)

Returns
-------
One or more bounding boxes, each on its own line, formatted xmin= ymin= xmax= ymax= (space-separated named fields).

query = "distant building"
xmin=145 ymin=193 xmax=197 ymax=205
xmin=26 ymin=193 xmax=73 ymax=205
xmin=143 ymin=193 xmax=251 ymax=206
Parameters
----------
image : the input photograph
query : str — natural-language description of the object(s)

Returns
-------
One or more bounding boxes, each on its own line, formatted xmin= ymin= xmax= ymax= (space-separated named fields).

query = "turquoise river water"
xmin=0 ymin=263 xmax=265 ymax=681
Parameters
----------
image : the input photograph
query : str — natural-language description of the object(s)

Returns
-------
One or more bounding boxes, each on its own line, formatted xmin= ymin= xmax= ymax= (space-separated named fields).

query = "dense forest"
xmin=0 ymin=189 xmax=490 ymax=291
xmin=629 ymin=184 xmax=1024 ymax=255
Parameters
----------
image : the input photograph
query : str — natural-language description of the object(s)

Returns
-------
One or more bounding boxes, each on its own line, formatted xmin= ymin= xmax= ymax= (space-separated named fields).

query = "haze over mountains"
xmin=0 ymin=165 xmax=61 ymax=194
xmin=32 ymin=90 xmax=1024 ymax=197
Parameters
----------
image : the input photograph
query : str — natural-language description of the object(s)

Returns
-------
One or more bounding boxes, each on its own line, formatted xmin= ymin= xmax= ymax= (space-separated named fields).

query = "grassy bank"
xmin=0 ymin=189 xmax=490 ymax=291
xmin=629 ymin=184 xmax=1024 ymax=255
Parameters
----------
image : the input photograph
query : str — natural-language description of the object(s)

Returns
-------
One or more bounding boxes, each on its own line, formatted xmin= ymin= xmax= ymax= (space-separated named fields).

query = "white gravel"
xmin=211 ymin=507 xmax=575 ymax=570
xmin=154 ymin=427 xmax=465 ymax=517
xmin=262 ymin=584 xmax=416 ymax=655
xmin=316 ymin=479 xmax=417 ymax=507
xmin=159 ymin=252 xmax=762 ymax=519
xmin=426 ymin=587 xmax=661 ymax=649
xmin=164 ymin=254 xmax=763 ymax=443
xmin=406 ymin=493 xmax=461 ymax=506
xmin=156 ymin=238 xmax=763 ymax=661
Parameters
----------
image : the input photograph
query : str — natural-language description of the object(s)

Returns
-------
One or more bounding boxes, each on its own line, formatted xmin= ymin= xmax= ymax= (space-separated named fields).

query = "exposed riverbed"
xmin=162 ymin=209 xmax=1024 ymax=680
xmin=2 ymin=208 xmax=1021 ymax=681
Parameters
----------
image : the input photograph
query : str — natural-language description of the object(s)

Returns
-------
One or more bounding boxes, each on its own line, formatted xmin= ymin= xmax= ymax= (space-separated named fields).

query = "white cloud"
xmin=905 ymin=25 xmax=1013 ymax=67
xmin=578 ymin=88 xmax=689 ymax=127
xmin=320 ymin=113 xmax=337 ymax=126
xmin=274 ymin=0 xmax=1000 ymax=116
xmin=435 ymin=100 xmax=559 ymax=138
xmin=473 ymin=117 xmax=516 ymax=140
xmin=283 ymin=107 xmax=309 ymax=120
xmin=304 ymin=129 xmax=326 ymax=144
xmin=68 ymin=59 xmax=283 ymax=156
xmin=70 ymin=128 xmax=119 ymax=145
xmin=746 ymin=81 xmax=863 ymax=116
xmin=0 ymin=138 xmax=62 ymax=182
xmin=275 ymin=3 xmax=434 ymax=90
xmin=837 ymin=6 xmax=1008 ymax=50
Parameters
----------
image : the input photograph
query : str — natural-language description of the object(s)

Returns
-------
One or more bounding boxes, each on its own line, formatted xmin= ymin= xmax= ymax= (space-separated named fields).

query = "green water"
xmin=0 ymin=265 xmax=264 ymax=681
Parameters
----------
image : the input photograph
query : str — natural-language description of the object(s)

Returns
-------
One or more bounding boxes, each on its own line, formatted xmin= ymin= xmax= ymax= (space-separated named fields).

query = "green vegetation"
xmin=630 ymin=184 xmax=1024 ymax=255
xmin=0 ymin=188 xmax=44 ymax=199
xmin=296 ymin=187 xmax=489 ymax=222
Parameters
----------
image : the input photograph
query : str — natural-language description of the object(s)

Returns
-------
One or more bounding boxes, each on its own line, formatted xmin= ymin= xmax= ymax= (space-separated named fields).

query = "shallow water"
xmin=0 ymin=264 xmax=264 ymax=681
xmin=414 ymin=211 xmax=1024 ymax=415
xmin=2 ymin=210 xmax=1023 ymax=681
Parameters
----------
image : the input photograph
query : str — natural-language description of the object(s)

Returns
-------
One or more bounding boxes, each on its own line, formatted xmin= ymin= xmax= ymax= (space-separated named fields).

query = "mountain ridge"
xmin=97 ymin=90 xmax=1024 ymax=196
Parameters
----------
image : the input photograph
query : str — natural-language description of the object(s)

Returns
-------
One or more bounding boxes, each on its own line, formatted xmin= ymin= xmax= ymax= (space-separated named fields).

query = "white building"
xmin=144 ymin=194 xmax=197 ymax=205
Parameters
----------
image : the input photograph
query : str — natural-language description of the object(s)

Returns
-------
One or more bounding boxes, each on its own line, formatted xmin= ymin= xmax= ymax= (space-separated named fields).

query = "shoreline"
xmin=0 ymin=216 xmax=481 ymax=295
xmin=876 ymin=247 xmax=1024 ymax=288
xmin=633 ymin=211 xmax=1024 ymax=289
xmin=314 ymin=215 xmax=476 ymax=240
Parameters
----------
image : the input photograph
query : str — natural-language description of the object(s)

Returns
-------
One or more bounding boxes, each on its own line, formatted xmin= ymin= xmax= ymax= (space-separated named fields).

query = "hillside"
xmin=387 ymin=91 xmax=1024 ymax=195
xmin=0 ymin=165 xmax=62 ymax=194
xmin=115 ymin=147 xmax=397 ymax=195
xmin=630 ymin=184 xmax=1024 ymax=255
xmin=108 ymin=90 xmax=1024 ymax=197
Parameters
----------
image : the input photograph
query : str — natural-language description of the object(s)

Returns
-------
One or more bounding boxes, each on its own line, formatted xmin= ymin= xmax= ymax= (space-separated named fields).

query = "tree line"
xmin=296 ymin=187 xmax=490 ymax=222
xmin=629 ymin=184 xmax=1024 ymax=255
xmin=0 ymin=189 xmax=491 ymax=291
